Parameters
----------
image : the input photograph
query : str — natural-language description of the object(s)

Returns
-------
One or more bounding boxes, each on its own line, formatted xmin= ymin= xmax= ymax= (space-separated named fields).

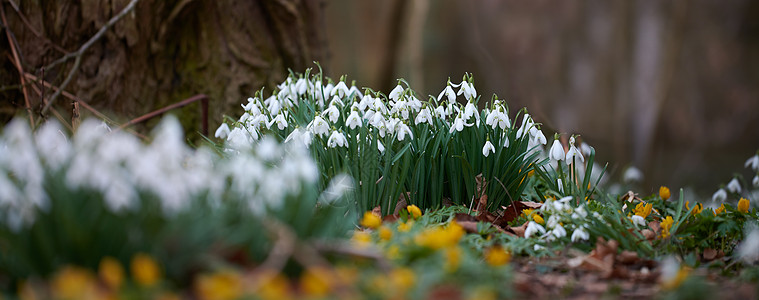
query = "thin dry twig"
xmin=40 ymin=0 xmax=140 ymax=117
xmin=1 ymin=3 xmax=33 ymax=126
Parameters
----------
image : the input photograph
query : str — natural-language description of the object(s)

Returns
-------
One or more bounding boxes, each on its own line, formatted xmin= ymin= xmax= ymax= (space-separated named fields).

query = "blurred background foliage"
xmin=1 ymin=0 xmax=758 ymax=195
xmin=324 ymin=0 xmax=759 ymax=195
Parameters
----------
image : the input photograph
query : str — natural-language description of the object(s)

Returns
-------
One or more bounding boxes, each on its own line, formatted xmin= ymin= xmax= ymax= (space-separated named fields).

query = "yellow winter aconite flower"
xmin=390 ymin=268 xmax=416 ymax=292
xmin=300 ymin=267 xmax=332 ymax=297
xmin=445 ymin=246 xmax=462 ymax=273
xmin=484 ymin=246 xmax=511 ymax=266
xmin=521 ymin=209 xmax=534 ymax=218
xmin=99 ymin=256 xmax=124 ymax=290
xmin=386 ymin=245 xmax=401 ymax=260
xmin=739 ymin=198 xmax=750 ymax=213
xmin=467 ymin=287 xmax=497 ymax=300
xmin=406 ymin=204 xmax=422 ymax=219
xmin=379 ymin=225 xmax=393 ymax=241
xmin=256 ymin=271 xmax=292 ymax=300
xmin=686 ymin=201 xmax=703 ymax=215
xmin=532 ymin=214 xmax=545 ymax=225
xmin=52 ymin=266 xmax=96 ymax=300
xmin=360 ymin=211 xmax=382 ymax=229
xmin=197 ymin=270 xmax=242 ymax=300
xmin=660 ymin=216 xmax=674 ymax=238
xmin=398 ymin=220 xmax=414 ymax=232
xmin=661 ymin=267 xmax=690 ymax=290
xmin=352 ymin=230 xmax=372 ymax=248
xmin=715 ymin=203 xmax=726 ymax=215
xmin=131 ymin=253 xmax=161 ymax=288
xmin=659 ymin=186 xmax=671 ymax=200
xmin=415 ymin=221 xmax=465 ymax=250
xmin=633 ymin=202 xmax=653 ymax=218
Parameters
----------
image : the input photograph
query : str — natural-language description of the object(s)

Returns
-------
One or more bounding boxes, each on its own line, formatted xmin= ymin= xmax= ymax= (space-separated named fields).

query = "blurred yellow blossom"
xmin=197 ymin=270 xmax=242 ymax=300
xmin=467 ymin=287 xmax=497 ymax=300
xmin=352 ymin=230 xmax=372 ymax=248
xmin=300 ymin=267 xmax=332 ymax=297
xmin=739 ymin=198 xmax=750 ymax=213
xmin=406 ymin=204 xmax=422 ymax=219
xmin=633 ymin=202 xmax=653 ymax=218
xmin=131 ymin=253 xmax=161 ymax=288
xmin=390 ymin=268 xmax=416 ymax=292
xmin=445 ymin=246 xmax=462 ymax=273
xmin=661 ymin=267 xmax=690 ymax=290
xmin=256 ymin=271 xmax=292 ymax=300
xmin=360 ymin=212 xmax=382 ymax=229
xmin=415 ymin=221 xmax=465 ymax=250
xmin=99 ymin=257 xmax=124 ymax=290
xmin=532 ymin=214 xmax=544 ymax=225
xmin=659 ymin=186 xmax=671 ymax=200
xmin=398 ymin=220 xmax=414 ymax=232
xmin=715 ymin=203 xmax=726 ymax=215
xmin=51 ymin=266 xmax=96 ymax=300
xmin=386 ymin=245 xmax=401 ymax=260
xmin=660 ymin=216 xmax=674 ymax=238
xmin=521 ymin=209 xmax=534 ymax=218
xmin=686 ymin=201 xmax=703 ymax=215
xmin=484 ymin=246 xmax=511 ymax=266
xmin=379 ymin=225 xmax=393 ymax=241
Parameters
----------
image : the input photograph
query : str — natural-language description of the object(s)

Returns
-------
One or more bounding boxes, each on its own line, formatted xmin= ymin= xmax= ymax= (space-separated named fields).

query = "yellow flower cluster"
xmin=685 ymin=201 xmax=703 ymax=215
xmin=659 ymin=186 xmax=670 ymax=200
xmin=739 ymin=198 xmax=750 ymax=213
xmin=660 ymin=216 xmax=674 ymax=238
xmin=407 ymin=204 xmax=422 ymax=219
xmin=532 ymin=214 xmax=545 ymax=225
xmin=633 ymin=202 xmax=653 ymax=218
xmin=415 ymin=221 xmax=465 ymax=250
xmin=484 ymin=246 xmax=511 ymax=266
xmin=715 ymin=203 xmax=726 ymax=215
xmin=360 ymin=211 xmax=382 ymax=229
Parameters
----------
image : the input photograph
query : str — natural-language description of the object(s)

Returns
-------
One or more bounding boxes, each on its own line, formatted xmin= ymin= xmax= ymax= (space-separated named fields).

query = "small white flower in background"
xmin=268 ymin=98 xmax=282 ymax=115
xmin=571 ymin=227 xmax=589 ymax=242
xmin=565 ymin=136 xmax=584 ymax=163
xmin=753 ymin=175 xmax=759 ymax=188
xmin=738 ymin=226 xmax=759 ymax=263
xmin=486 ymin=106 xmax=510 ymax=130
xmin=346 ymin=109 xmax=363 ymax=129
xmin=623 ymin=166 xmax=643 ymax=184
xmin=549 ymin=138 xmax=565 ymax=162
xmin=727 ymin=178 xmax=742 ymax=193
xmin=532 ymin=129 xmax=547 ymax=145
xmin=370 ymin=112 xmax=386 ymax=129
xmin=377 ymin=140 xmax=385 ymax=152
xmin=557 ymin=179 xmax=564 ymax=193
xmin=348 ymin=84 xmax=363 ymax=99
xmin=320 ymin=174 xmax=354 ymax=204
xmin=329 ymin=95 xmax=345 ymax=107
xmin=295 ymin=77 xmax=308 ymax=95
xmin=449 ymin=113 xmax=473 ymax=133
xmin=359 ymin=94 xmax=374 ymax=111
xmin=437 ymin=85 xmax=456 ymax=103
xmin=456 ymin=80 xmax=477 ymax=100
xmin=712 ymin=188 xmax=728 ymax=202
xmin=659 ymin=256 xmax=681 ymax=285
xmin=546 ymin=215 xmax=560 ymax=229
xmin=389 ymin=84 xmax=404 ymax=101
xmin=548 ymin=224 xmax=567 ymax=241
xmin=414 ymin=107 xmax=433 ymax=125
xmin=502 ymin=134 xmax=510 ymax=148
xmin=408 ymin=95 xmax=422 ymax=111
xmin=215 ymin=123 xmax=230 ymax=139
xmin=322 ymin=105 xmax=340 ymax=123
xmin=516 ymin=114 xmax=533 ymax=139
xmin=307 ymin=115 xmax=330 ymax=137
xmin=463 ymin=100 xmax=479 ymax=123
xmin=572 ymin=205 xmax=588 ymax=219
xmin=327 ymin=130 xmax=348 ymax=148
xmin=269 ymin=114 xmax=288 ymax=130
xmin=631 ymin=215 xmax=646 ymax=227
xmin=434 ymin=105 xmax=447 ymax=119
xmin=580 ymin=142 xmax=593 ymax=157
xmin=396 ymin=122 xmax=413 ymax=141
xmin=745 ymin=154 xmax=759 ymax=171
xmin=331 ymin=80 xmax=349 ymax=98
xmin=372 ymin=97 xmax=389 ymax=114
xmin=482 ymin=139 xmax=495 ymax=157
xmin=525 ymin=221 xmax=546 ymax=238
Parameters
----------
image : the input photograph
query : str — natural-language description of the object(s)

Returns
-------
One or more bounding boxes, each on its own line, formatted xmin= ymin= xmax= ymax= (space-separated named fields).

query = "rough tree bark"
xmin=0 ymin=0 xmax=328 ymax=134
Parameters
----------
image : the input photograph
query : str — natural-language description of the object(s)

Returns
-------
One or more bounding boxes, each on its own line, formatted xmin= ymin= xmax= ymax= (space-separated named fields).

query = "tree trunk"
xmin=0 ymin=0 xmax=327 ymax=136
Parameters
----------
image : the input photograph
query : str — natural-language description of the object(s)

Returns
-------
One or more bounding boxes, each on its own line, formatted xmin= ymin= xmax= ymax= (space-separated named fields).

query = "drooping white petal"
xmin=727 ymin=178 xmax=742 ymax=193
xmin=482 ymin=140 xmax=495 ymax=157
xmin=712 ymin=189 xmax=727 ymax=202
xmin=549 ymin=140 xmax=565 ymax=162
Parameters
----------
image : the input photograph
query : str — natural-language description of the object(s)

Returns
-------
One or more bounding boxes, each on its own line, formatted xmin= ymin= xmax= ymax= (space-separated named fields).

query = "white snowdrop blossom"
xmin=516 ymin=114 xmax=534 ymax=139
xmin=437 ymin=85 xmax=456 ymax=103
xmin=745 ymin=154 xmax=759 ymax=171
xmin=395 ymin=122 xmax=414 ymax=141
xmin=323 ymin=105 xmax=340 ymax=123
xmin=215 ymin=123 xmax=230 ymax=139
xmin=359 ymin=95 xmax=374 ymax=112
xmin=712 ymin=189 xmax=728 ymax=202
xmin=571 ymin=205 xmax=588 ymax=220
xmin=482 ymin=140 xmax=495 ymax=157
xmin=463 ymin=101 xmax=479 ymax=123
xmin=547 ymin=224 xmax=567 ymax=241
xmin=631 ymin=215 xmax=646 ymax=227
xmin=727 ymin=178 xmax=742 ymax=193
xmin=485 ymin=106 xmax=510 ymax=130
xmin=623 ymin=166 xmax=643 ymax=184
xmin=269 ymin=113 xmax=288 ymax=130
xmin=565 ymin=136 xmax=584 ymax=163
xmin=738 ymin=227 xmax=759 ymax=263
xmin=331 ymin=81 xmax=349 ymax=98
xmin=580 ymin=142 xmax=593 ymax=157
xmin=434 ymin=106 xmax=447 ymax=119
xmin=377 ymin=140 xmax=385 ymax=153
xmin=346 ymin=110 xmax=363 ymax=129
xmin=549 ymin=139 xmax=565 ymax=162
xmin=754 ymin=175 xmax=759 ymax=188
xmin=532 ymin=129 xmax=547 ymax=145
xmin=571 ymin=227 xmax=589 ymax=242
xmin=449 ymin=113 xmax=473 ymax=133
xmin=414 ymin=107 xmax=433 ymax=125
xmin=307 ymin=115 xmax=330 ymax=137
xmin=456 ymin=81 xmax=477 ymax=100
xmin=388 ymin=84 xmax=404 ymax=101
xmin=327 ymin=130 xmax=348 ymax=148
xmin=525 ymin=221 xmax=546 ymax=239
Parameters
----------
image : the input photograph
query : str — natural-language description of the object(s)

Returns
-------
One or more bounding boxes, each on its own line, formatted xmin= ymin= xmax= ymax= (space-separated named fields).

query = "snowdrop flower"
xmin=437 ymin=85 xmax=456 ymax=103
xmin=571 ymin=227 xmax=589 ymax=242
xmin=502 ymin=134 xmax=510 ymax=148
xmin=525 ymin=221 xmax=546 ymax=238
xmin=372 ymin=97 xmax=389 ymax=114
xmin=215 ymin=123 xmax=230 ymax=139
xmin=329 ymin=95 xmax=345 ymax=107
xmin=226 ymin=127 xmax=253 ymax=150
xmin=548 ymin=224 xmax=567 ymax=241
xmin=414 ymin=107 xmax=433 ymax=125
xmin=534 ymin=244 xmax=545 ymax=251
xmin=557 ymin=179 xmax=564 ymax=193
xmin=580 ymin=142 xmax=593 ymax=157
xmin=434 ymin=105 xmax=447 ymax=119
xmin=738 ymin=226 xmax=759 ymax=263
xmin=746 ymin=154 xmax=759 ymax=171
xmin=456 ymin=80 xmax=477 ymax=100
xmin=396 ymin=122 xmax=413 ymax=141
xmin=346 ymin=109 xmax=363 ymax=129
xmin=549 ymin=138 xmax=565 ymax=162
xmin=753 ymin=175 xmax=759 ymax=188
xmin=327 ymin=130 xmax=348 ymax=148
xmin=485 ymin=106 xmax=510 ymax=130
xmin=359 ymin=95 xmax=374 ymax=112
xmin=727 ymin=178 xmax=742 ymax=193
xmin=377 ymin=140 xmax=385 ymax=152
xmin=388 ymin=84 xmax=404 ymax=101
xmin=348 ymin=84 xmax=363 ymax=99
xmin=712 ymin=188 xmax=727 ymax=202
xmin=331 ymin=80 xmax=349 ymax=98
xmin=322 ymin=105 xmax=340 ymax=123
xmin=572 ymin=205 xmax=588 ymax=219
xmin=449 ymin=113 xmax=473 ymax=133
xmin=268 ymin=98 xmax=282 ymax=116
xmin=295 ymin=77 xmax=308 ymax=95
xmin=532 ymin=128 xmax=547 ymax=145
xmin=546 ymin=215 xmax=560 ymax=229
xmin=623 ymin=166 xmax=643 ymax=184
xmin=631 ymin=215 xmax=646 ymax=227
xmin=516 ymin=114 xmax=534 ymax=139
xmin=565 ymin=136 xmax=584 ymax=163
xmin=268 ymin=113 xmax=288 ymax=130
xmin=482 ymin=139 xmax=495 ymax=157
xmin=407 ymin=95 xmax=422 ymax=111
xmin=307 ymin=115 xmax=330 ymax=137
xmin=463 ymin=100 xmax=479 ymax=123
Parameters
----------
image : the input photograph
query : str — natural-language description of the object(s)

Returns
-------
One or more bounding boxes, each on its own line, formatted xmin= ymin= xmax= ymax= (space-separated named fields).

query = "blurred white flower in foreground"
xmin=623 ymin=166 xmax=643 ymax=184
xmin=738 ymin=225 xmax=759 ymax=263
